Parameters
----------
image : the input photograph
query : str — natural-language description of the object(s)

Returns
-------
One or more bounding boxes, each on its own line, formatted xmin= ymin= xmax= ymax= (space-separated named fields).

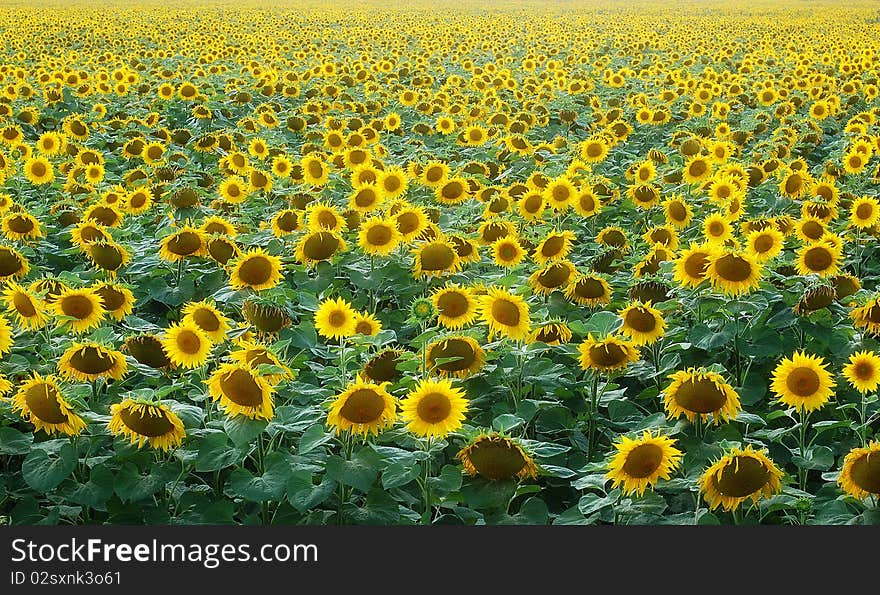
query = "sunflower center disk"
xmin=589 ymin=343 xmax=626 ymax=367
xmin=714 ymin=254 xmax=753 ymax=282
xmin=674 ymin=378 xmax=728 ymax=413
xmin=167 ymin=232 xmax=201 ymax=256
xmin=0 ymin=249 xmax=24 ymax=276
xmin=437 ymin=292 xmax=467 ymax=317
xmin=625 ymin=308 xmax=657 ymax=333
xmin=340 ymin=388 xmax=385 ymax=424
xmin=429 ymin=339 xmax=475 ymax=372
xmin=366 ymin=225 xmax=392 ymax=246
xmin=491 ymin=299 xmax=520 ymax=326
xmin=714 ymin=456 xmax=770 ymax=497
xmin=120 ymin=406 xmax=175 ymax=437
xmin=420 ymin=244 xmax=455 ymax=271
xmin=850 ymin=455 xmax=880 ymax=494
xmin=622 ymin=443 xmax=664 ymax=478
xmin=192 ymin=309 xmax=220 ymax=332
xmin=538 ymin=264 xmax=571 ymax=288
xmin=785 ymin=366 xmax=821 ymax=397
xmin=804 ymin=247 xmax=832 ymax=271
xmin=71 ymin=347 xmax=115 ymax=374
xmin=24 ymin=385 xmax=68 ymax=424
xmin=416 ymin=392 xmax=452 ymax=423
xmin=219 ymin=369 xmax=264 ymax=407
xmin=575 ymin=278 xmax=605 ymax=298
xmin=90 ymin=244 xmax=124 ymax=270
xmin=468 ymin=442 xmax=527 ymax=480
xmin=13 ymin=292 xmax=37 ymax=317
xmin=303 ymin=232 xmax=338 ymax=260
xmin=61 ymin=295 xmax=95 ymax=320
xmin=238 ymin=257 xmax=272 ymax=285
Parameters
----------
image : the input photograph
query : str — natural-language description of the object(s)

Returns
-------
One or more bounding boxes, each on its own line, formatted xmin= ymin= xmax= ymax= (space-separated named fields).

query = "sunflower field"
xmin=0 ymin=0 xmax=879 ymax=527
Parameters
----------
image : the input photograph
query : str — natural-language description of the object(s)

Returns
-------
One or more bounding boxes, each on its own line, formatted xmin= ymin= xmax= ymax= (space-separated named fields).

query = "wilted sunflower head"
xmin=458 ymin=433 xmax=539 ymax=480
xmin=108 ymin=399 xmax=185 ymax=451
xmin=850 ymin=294 xmax=880 ymax=335
xmin=426 ymin=336 xmax=485 ymax=378
xmin=700 ymin=446 xmax=783 ymax=511
xmin=58 ymin=341 xmax=128 ymax=382
xmin=242 ymin=299 xmax=290 ymax=334
xmin=295 ymin=230 xmax=347 ymax=266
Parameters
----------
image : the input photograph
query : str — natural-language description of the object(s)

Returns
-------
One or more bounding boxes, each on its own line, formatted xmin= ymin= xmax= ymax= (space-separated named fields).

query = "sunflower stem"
xmin=422 ymin=437 xmax=433 ymax=524
xmin=797 ymin=409 xmax=811 ymax=493
xmin=175 ymin=258 xmax=184 ymax=286
xmin=588 ymin=372 xmax=599 ymax=457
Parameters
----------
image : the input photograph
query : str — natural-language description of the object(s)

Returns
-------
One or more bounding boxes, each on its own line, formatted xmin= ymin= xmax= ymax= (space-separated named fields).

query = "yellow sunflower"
xmin=412 ymin=237 xmax=461 ymax=278
xmin=478 ymin=287 xmax=530 ymax=341
xmin=565 ymin=273 xmax=613 ymax=307
xmin=86 ymin=240 xmax=131 ymax=276
xmin=58 ymin=342 xmax=127 ymax=382
xmin=529 ymin=260 xmax=576 ymax=296
xmin=838 ymin=441 xmax=880 ymax=500
xmin=618 ymin=301 xmax=666 ymax=346
xmin=93 ymin=283 xmax=135 ymax=320
xmin=842 ymin=351 xmax=880 ymax=394
xmin=0 ymin=245 xmax=29 ymax=280
xmin=606 ymin=430 xmax=682 ymax=496
xmin=400 ymin=377 xmax=469 ymax=438
xmin=49 ymin=287 xmax=105 ymax=334
xmin=458 ymin=433 xmax=539 ymax=480
xmin=358 ymin=216 xmax=400 ymax=257
xmin=108 ymin=399 xmax=185 ymax=451
xmin=700 ymin=446 xmax=784 ymax=511
xmin=578 ymin=334 xmax=640 ymax=373
xmin=11 ymin=373 xmax=86 ymax=436
xmin=162 ymin=322 xmax=213 ymax=369
xmin=353 ymin=312 xmax=382 ymax=336
xmin=229 ymin=340 xmax=293 ymax=384
xmin=796 ymin=242 xmax=841 ymax=277
xmin=326 ymin=374 xmax=397 ymax=436
xmin=314 ymin=296 xmax=357 ymax=340
xmin=207 ymin=362 xmax=275 ymax=420
xmin=533 ymin=230 xmax=575 ymax=266
xmin=426 ymin=336 xmax=485 ymax=379
xmin=228 ymin=248 xmax=283 ymax=291
xmin=182 ymin=300 xmax=231 ymax=342
xmin=528 ymin=321 xmax=573 ymax=346
xmin=491 ymin=236 xmax=526 ymax=268
xmin=850 ymin=196 xmax=880 ymax=229
xmin=673 ymin=243 xmax=715 ymax=288
xmin=705 ymin=249 xmax=762 ymax=296
xmin=3 ymin=281 xmax=49 ymax=329
xmin=664 ymin=368 xmax=742 ymax=424
xmin=2 ymin=212 xmax=42 ymax=241
xmin=745 ymin=228 xmax=784 ymax=262
xmin=850 ymin=295 xmax=880 ymax=335
xmin=158 ymin=225 xmax=207 ymax=262
xmin=270 ymin=209 xmax=300 ymax=237
xmin=294 ymin=230 xmax=347 ymax=266
xmin=431 ymin=284 xmax=477 ymax=330
xmin=771 ymin=351 xmax=835 ymax=412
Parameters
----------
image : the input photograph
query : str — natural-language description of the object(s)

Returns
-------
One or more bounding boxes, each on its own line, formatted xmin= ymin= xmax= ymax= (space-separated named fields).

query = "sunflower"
xmin=663 ymin=196 xmax=693 ymax=228
xmin=49 ymin=287 xmax=105 ymax=334
xmin=431 ymin=284 xmax=477 ymax=330
xmin=108 ymin=399 xmax=185 ymax=451
xmin=218 ymin=176 xmax=249 ymax=203
xmin=314 ymin=296 xmax=357 ymax=340
xmin=529 ymin=260 xmax=576 ymax=296
xmin=162 ymin=322 xmax=213 ymax=369
xmin=182 ymin=300 xmax=230 ymax=342
xmin=643 ymin=225 xmax=679 ymax=250
xmin=795 ymin=217 xmax=827 ymax=244
xmin=705 ymin=249 xmax=762 ymax=296
xmin=158 ymin=225 xmax=207 ymax=262
xmin=24 ymin=157 xmax=54 ymax=185
xmin=400 ymin=377 xmax=468 ymax=438
xmin=578 ymin=334 xmax=640 ymax=373
xmin=850 ymin=196 xmax=880 ymax=229
xmin=412 ymin=237 xmax=460 ymax=278
xmin=517 ymin=191 xmax=546 ymax=220
xmin=326 ymin=374 xmax=396 ymax=436
xmin=796 ymin=242 xmax=841 ymax=277
xmin=2 ymin=212 xmax=42 ymax=241
xmin=745 ymin=228 xmax=784 ymax=262
xmin=435 ymin=177 xmax=470 ymax=205
xmin=478 ymin=287 xmax=530 ymax=341
xmin=228 ymin=248 xmax=283 ymax=291
xmin=533 ymin=230 xmax=575 ymax=266
xmin=596 ymin=226 xmax=628 ymax=250
xmin=243 ymin=300 xmax=290 ymax=334
xmin=207 ymin=362 xmax=275 ymax=420
xmin=70 ymin=221 xmax=110 ymax=248
xmin=358 ymin=216 xmax=400 ymax=256
xmin=426 ymin=336 xmax=485 ymax=378
xmin=305 ymin=201 xmax=345 ymax=233
xmin=229 ymin=340 xmax=293 ymax=384
xmin=353 ymin=312 xmax=382 ymax=336
xmin=201 ymin=216 xmax=236 ymax=237
xmin=664 ymin=368 xmax=742 ymax=424
xmin=528 ymin=321 xmax=572 ymax=345
xmin=361 ymin=348 xmax=406 ymax=384
xmin=543 ymin=177 xmax=575 ymax=212
xmin=850 ymin=295 xmax=880 ymax=335
xmin=458 ymin=433 xmax=539 ymax=480
xmin=270 ymin=209 xmax=300 ymax=237
xmin=842 ymin=351 xmax=880 ymax=394
xmin=703 ymin=212 xmax=733 ymax=244
xmin=606 ymin=430 xmax=682 ymax=496
xmin=491 ymin=236 xmax=525 ymax=268
xmin=673 ymin=243 xmax=714 ymax=289
xmin=565 ymin=273 xmax=613 ymax=307
xmin=125 ymin=334 xmax=173 ymax=369
xmin=3 ymin=281 xmax=49 ymax=329
xmin=294 ymin=230 xmax=347 ymax=266
xmin=10 ymin=373 xmax=86 ymax=436
xmin=580 ymin=137 xmax=610 ymax=163
xmin=58 ymin=342 xmax=127 ymax=382
xmin=0 ymin=245 xmax=29 ymax=280
xmin=207 ymin=236 xmax=239 ymax=265
xmin=838 ymin=441 xmax=880 ymax=499
xmin=86 ymin=240 xmax=130 ymax=276
xmin=683 ymin=155 xmax=712 ymax=184
xmin=771 ymin=351 xmax=835 ymax=412
xmin=700 ymin=446 xmax=784 ymax=511
xmin=393 ymin=206 xmax=429 ymax=241
xmin=618 ymin=300 xmax=666 ymax=346
xmin=377 ymin=166 xmax=408 ymax=200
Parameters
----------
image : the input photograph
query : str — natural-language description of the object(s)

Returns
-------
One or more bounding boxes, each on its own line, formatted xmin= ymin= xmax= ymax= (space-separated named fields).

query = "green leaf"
xmin=326 ymin=450 xmax=381 ymax=492
xmin=427 ymin=464 xmax=462 ymax=496
xmin=224 ymin=415 xmax=267 ymax=447
xmin=581 ymin=311 xmax=621 ymax=337
xmin=68 ymin=466 xmax=115 ymax=509
xmin=0 ymin=427 xmax=34 ymax=455
xmin=492 ymin=413 xmax=524 ymax=432
xmin=195 ymin=432 xmax=245 ymax=472
xmin=225 ymin=452 xmax=290 ymax=501
xmin=791 ymin=445 xmax=834 ymax=471
xmin=22 ymin=444 xmax=77 ymax=492
xmin=298 ymin=424 xmax=334 ymax=455
xmin=382 ymin=462 xmax=421 ymax=489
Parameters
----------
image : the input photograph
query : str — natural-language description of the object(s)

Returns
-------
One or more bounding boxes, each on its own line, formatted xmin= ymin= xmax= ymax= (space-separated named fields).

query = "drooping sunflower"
xmin=796 ymin=242 xmax=841 ymax=277
xmin=162 ymin=322 xmax=213 ymax=369
xmin=565 ymin=273 xmax=613 ymax=307
xmin=700 ymin=446 xmax=784 ymax=511
xmin=314 ymin=296 xmax=357 ymax=340
xmin=70 ymin=220 xmax=110 ymax=249
xmin=243 ymin=300 xmax=291 ymax=334
xmin=86 ymin=240 xmax=131 ymax=276
xmin=49 ymin=287 xmax=105 ymax=334
xmin=3 ymin=281 xmax=49 ymax=329
xmin=431 ymin=284 xmax=478 ymax=330
xmin=294 ymin=230 xmax=347 ymax=266
xmin=528 ymin=321 xmax=573 ymax=346
xmin=326 ymin=374 xmax=397 ymax=436
xmin=158 ymin=225 xmax=207 ymax=262
xmin=207 ymin=362 xmax=275 ymax=420
xmin=771 ymin=351 xmax=835 ymax=412
xmin=745 ymin=228 xmax=784 ymax=262
xmin=578 ymin=333 xmax=640 ymax=373
xmin=2 ymin=212 xmax=42 ymax=241
xmin=838 ymin=441 xmax=880 ymax=500
xmin=458 ymin=433 xmax=539 ymax=480
xmin=353 ymin=312 xmax=382 ymax=336
xmin=11 ymin=373 xmax=86 ymax=436
xmin=529 ymin=260 xmax=576 ymax=296
xmin=663 ymin=195 xmax=693 ymax=228
xmin=228 ymin=248 xmax=283 ymax=291
xmin=412 ymin=237 xmax=461 ymax=278
xmin=426 ymin=335 xmax=485 ymax=379
xmin=361 ymin=348 xmax=406 ymax=384
xmin=358 ymin=216 xmax=400 ymax=257
xmin=664 ymin=368 xmax=742 ymax=424
xmin=108 ymin=399 xmax=185 ymax=451
xmin=93 ymin=283 xmax=135 ymax=320
xmin=606 ymin=430 xmax=682 ymax=496
xmin=842 ymin=351 xmax=880 ymax=394
xmin=478 ymin=287 xmax=530 ymax=341
xmin=182 ymin=300 xmax=231 ymax=342
xmin=125 ymin=334 xmax=174 ymax=369
xmin=400 ymin=377 xmax=469 ymax=438
xmin=0 ymin=245 xmax=29 ymax=280
xmin=850 ymin=295 xmax=880 ymax=335
xmin=58 ymin=341 xmax=127 ymax=382
xmin=705 ymin=249 xmax=762 ymax=296
xmin=533 ymin=230 xmax=575 ymax=266
xmin=614 ymin=298 xmax=665 ymax=345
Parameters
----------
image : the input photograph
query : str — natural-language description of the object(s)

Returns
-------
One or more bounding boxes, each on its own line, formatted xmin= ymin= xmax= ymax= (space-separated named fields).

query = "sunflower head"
xmin=606 ymin=430 xmax=682 ymax=496
xmin=618 ymin=300 xmax=666 ymax=346
xmin=842 ymin=350 xmax=880 ymax=394
xmin=58 ymin=341 xmax=128 ymax=382
xmin=125 ymin=334 xmax=174 ymax=369
xmin=706 ymin=249 xmax=762 ymax=296
xmin=401 ymin=377 xmax=469 ymax=438
xmin=314 ymin=296 xmax=357 ymax=340
xmin=361 ymin=348 xmax=406 ymax=384
xmin=182 ymin=300 xmax=230 ymax=342
xmin=458 ymin=433 xmax=539 ymax=480
xmin=578 ymin=333 xmax=640 ymax=373
xmin=700 ymin=445 xmax=784 ymax=511
xmin=771 ymin=351 xmax=835 ymax=412
xmin=243 ymin=299 xmax=291 ymax=334
xmin=50 ymin=287 xmax=105 ymax=334
xmin=426 ymin=335 xmax=485 ymax=379
xmin=228 ymin=248 xmax=283 ymax=292
xmin=664 ymin=368 xmax=742 ymax=424
xmin=838 ymin=441 xmax=880 ymax=499
xmin=478 ymin=287 xmax=530 ymax=341
xmin=528 ymin=321 xmax=573 ymax=346
xmin=108 ymin=398 xmax=185 ymax=451
xmin=326 ymin=374 xmax=397 ymax=436
xmin=11 ymin=373 xmax=86 ymax=436
xmin=207 ymin=362 xmax=275 ymax=420
xmin=162 ymin=322 xmax=213 ymax=369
